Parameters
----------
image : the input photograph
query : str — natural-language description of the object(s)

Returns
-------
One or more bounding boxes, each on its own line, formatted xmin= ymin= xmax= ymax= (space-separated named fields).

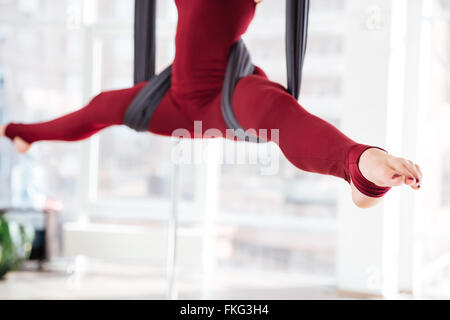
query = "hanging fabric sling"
xmin=124 ymin=0 xmax=310 ymax=142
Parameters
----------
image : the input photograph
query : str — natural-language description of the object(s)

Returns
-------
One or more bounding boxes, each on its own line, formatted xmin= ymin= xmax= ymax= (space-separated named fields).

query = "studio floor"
xmin=0 ymin=260 xmax=416 ymax=300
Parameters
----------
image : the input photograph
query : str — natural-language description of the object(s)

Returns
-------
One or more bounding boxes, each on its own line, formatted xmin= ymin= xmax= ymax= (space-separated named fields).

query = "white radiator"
xmin=63 ymin=222 xmax=204 ymax=268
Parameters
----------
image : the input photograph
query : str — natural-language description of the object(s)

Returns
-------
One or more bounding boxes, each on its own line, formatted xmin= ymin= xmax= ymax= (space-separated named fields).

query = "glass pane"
xmin=216 ymin=0 xmax=345 ymax=279
xmin=0 ymin=0 xmax=84 ymax=216
xmin=95 ymin=0 xmax=195 ymax=204
xmin=216 ymin=225 xmax=336 ymax=277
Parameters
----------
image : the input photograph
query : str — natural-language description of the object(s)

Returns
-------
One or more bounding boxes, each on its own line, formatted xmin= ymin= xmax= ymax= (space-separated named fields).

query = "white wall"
xmin=337 ymin=0 xmax=409 ymax=296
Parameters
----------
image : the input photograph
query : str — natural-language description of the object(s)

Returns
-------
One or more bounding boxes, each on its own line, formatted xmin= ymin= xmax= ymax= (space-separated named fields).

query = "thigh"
xmin=147 ymin=90 xmax=195 ymax=136
xmin=232 ymin=73 xmax=297 ymax=139
xmin=232 ymin=72 xmax=359 ymax=180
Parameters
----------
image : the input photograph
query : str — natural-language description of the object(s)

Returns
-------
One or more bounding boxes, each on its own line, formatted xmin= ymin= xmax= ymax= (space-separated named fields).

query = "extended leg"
xmin=233 ymin=74 xmax=358 ymax=180
xmin=3 ymin=82 xmax=147 ymax=145
xmin=232 ymin=74 xmax=422 ymax=207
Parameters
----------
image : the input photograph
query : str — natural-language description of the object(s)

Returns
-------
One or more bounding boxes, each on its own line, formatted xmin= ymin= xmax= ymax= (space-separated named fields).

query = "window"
xmin=416 ymin=0 xmax=450 ymax=296
xmin=0 ymin=0 xmax=84 ymax=216
xmin=214 ymin=0 xmax=346 ymax=278
xmin=91 ymin=1 xmax=198 ymax=211
xmin=1 ymin=0 xmax=349 ymax=283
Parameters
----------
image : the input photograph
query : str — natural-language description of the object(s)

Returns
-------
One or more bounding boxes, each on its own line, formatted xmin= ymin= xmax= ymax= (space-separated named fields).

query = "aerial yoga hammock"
xmin=2 ymin=0 xmax=423 ymax=206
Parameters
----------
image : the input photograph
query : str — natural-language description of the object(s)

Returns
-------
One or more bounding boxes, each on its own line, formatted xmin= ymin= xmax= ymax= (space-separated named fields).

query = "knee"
xmin=89 ymin=85 xmax=145 ymax=112
xmin=88 ymin=92 xmax=106 ymax=108
xmin=90 ymin=91 xmax=111 ymax=105
xmin=80 ymin=91 xmax=121 ymax=125
xmin=87 ymin=90 xmax=124 ymax=115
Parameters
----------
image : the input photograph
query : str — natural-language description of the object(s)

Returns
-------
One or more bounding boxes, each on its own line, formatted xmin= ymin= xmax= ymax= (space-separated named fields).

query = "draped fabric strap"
xmin=124 ymin=65 xmax=172 ymax=131
xmin=221 ymin=39 xmax=258 ymax=142
xmin=286 ymin=0 xmax=309 ymax=99
xmin=127 ymin=0 xmax=310 ymax=139
xmin=221 ymin=0 xmax=310 ymax=142
xmin=134 ymin=0 xmax=156 ymax=83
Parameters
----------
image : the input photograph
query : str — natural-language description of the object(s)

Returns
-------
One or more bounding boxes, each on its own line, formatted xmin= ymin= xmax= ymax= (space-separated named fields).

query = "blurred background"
xmin=0 ymin=0 xmax=448 ymax=299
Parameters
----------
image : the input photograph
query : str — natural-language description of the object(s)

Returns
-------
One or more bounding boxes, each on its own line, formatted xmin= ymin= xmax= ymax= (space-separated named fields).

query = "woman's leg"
xmin=0 ymin=81 xmax=196 ymax=154
xmin=1 ymin=82 xmax=148 ymax=151
xmin=232 ymin=74 xmax=422 ymax=207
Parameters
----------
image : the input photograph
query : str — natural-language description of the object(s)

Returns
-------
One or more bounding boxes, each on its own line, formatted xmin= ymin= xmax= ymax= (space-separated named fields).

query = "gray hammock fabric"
xmin=133 ymin=0 xmax=156 ymax=84
xmin=125 ymin=0 xmax=309 ymax=141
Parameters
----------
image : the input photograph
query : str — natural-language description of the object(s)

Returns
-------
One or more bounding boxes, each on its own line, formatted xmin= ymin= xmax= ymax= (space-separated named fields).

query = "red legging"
xmin=4 ymin=0 xmax=390 ymax=198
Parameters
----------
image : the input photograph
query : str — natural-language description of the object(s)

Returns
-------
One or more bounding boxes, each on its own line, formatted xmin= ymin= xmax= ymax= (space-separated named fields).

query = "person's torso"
xmin=170 ymin=0 xmax=257 ymax=111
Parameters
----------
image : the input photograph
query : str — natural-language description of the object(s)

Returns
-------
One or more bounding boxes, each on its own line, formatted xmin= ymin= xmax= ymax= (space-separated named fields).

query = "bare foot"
xmin=351 ymin=148 xmax=422 ymax=208
xmin=1 ymin=125 xmax=31 ymax=154
xmin=13 ymin=137 xmax=31 ymax=154
xmin=0 ymin=124 xmax=5 ymax=138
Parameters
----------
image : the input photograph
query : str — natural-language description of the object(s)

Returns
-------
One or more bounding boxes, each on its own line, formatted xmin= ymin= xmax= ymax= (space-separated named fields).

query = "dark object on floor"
xmin=0 ymin=215 xmax=34 ymax=279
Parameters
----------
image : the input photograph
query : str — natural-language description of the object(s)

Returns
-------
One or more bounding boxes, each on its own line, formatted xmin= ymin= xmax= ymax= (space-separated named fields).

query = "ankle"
xmin=347 ymin=144 xmax=391 ymax=198
xmin=350 ymin=179 xmax=382 ymax=208
xmin=358 ymin=148 xmax=387 ymax=184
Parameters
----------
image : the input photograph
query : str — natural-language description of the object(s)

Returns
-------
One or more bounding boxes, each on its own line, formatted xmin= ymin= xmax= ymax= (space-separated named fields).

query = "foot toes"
xmin=389 ymin=174 xmax=404 ymax=186
xmin=389 ymin=156 xmax=423 ymax=190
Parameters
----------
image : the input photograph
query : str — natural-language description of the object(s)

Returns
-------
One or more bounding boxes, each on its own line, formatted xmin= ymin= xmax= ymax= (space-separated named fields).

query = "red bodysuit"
xmin=5 ymin=0 xmax=390 ymax=198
